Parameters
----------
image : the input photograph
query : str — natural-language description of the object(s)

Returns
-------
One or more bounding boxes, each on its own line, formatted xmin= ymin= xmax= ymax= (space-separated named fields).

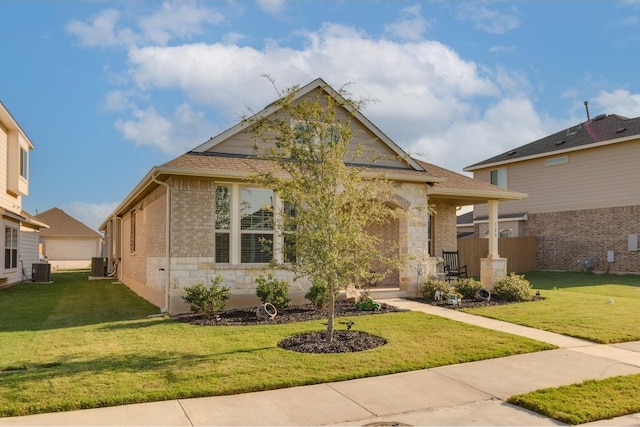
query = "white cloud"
xmin=61 ymin=201 xmax=120 ymax=231
xmin=138 ymin=1 xmax=224 ymax=46
xmin=66 ymin=9 xmax=129 ymax=47
xmin=593 ymin=89 xmax=640 ymax=117
xmin=384 ymin=4 xmax=430 ymax=41
xmin=257 ymin=0 xmax=287 ymax=16
xmin=115 ymin=103 xmax=217 ymax=154
xmin=455 ymin=2 xmax=521 ymax=34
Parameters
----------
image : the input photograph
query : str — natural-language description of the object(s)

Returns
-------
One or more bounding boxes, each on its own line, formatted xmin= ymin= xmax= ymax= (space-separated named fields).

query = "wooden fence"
xmin=456 ymin=237 xmax=537 ymax=277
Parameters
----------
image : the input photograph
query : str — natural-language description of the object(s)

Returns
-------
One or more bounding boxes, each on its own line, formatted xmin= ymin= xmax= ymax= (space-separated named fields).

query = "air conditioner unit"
xmin=32 ymin=263 xmax=51 ymax=283
xmin=91 ymin=257 xmax=108 ymax=277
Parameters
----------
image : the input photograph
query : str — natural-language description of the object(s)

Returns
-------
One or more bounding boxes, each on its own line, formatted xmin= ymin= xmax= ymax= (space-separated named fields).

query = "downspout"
xmin=152 ymin=174 xmax=171 ymax=314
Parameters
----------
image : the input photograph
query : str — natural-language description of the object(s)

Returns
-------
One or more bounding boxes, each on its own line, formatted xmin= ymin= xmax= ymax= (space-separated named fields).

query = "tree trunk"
xmin=325 ymin=284 xmax=335 ymax=342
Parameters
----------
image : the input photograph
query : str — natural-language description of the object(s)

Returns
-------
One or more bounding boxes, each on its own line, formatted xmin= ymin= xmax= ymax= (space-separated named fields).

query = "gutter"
xmin=151 ymin=173 xmax=171 ymax=314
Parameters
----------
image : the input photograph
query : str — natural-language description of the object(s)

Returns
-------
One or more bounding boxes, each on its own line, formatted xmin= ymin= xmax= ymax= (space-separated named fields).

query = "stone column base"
xmin=480 ymin=257 xmax=507 ymax=290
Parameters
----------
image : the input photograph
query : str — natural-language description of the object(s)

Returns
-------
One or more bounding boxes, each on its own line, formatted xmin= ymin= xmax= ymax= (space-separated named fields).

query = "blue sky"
xmin=3 ymin=0 xmax=640 ymax=231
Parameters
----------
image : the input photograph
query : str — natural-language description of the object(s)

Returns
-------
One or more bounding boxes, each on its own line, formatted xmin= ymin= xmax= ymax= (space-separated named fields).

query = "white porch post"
xmin=488 ymin=200 xmax=499 ymax=258
xmin=480 ymin=199 xmax=507 ymax=289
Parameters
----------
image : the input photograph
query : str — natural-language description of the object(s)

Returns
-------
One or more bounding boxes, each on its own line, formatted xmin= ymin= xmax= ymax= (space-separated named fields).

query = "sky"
xmin=3 ymin=0 xmax=640 ymax=231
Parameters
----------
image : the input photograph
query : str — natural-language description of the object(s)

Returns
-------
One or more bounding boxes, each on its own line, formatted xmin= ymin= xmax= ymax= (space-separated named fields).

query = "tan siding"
xmin=475 ymin=140 xmax=640 ymax=217
xmin=210 ymin=92 xmax=409 ymax=169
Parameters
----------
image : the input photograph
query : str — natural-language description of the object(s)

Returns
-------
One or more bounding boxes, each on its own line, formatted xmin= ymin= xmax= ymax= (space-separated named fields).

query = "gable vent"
xmin=616 ymin=127 xmax=627 ymax=133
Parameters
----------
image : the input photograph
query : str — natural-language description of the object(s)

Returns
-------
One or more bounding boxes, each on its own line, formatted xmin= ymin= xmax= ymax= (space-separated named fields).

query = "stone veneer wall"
xmin=524 ymin=205 xmax=640 ymax=273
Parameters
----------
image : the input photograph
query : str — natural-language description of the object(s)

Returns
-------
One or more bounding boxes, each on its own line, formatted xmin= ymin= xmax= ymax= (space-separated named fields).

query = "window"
xmin=240 ymin=187 xmax=274 ymax=263
xmin=19 ymin=147 xmax=28 ymax=179
xmin=4 ymin=226 xmax=18 ymax=269
xmin=500 ymin=229 xmax=513 ymax=238
xmin=130 ymin=210 xmax=136 ymax=253
xmin=490 ymin=168 xmax=507 ymax=188
xmin=215 ymin=186 xmax=231 ymax=263
xmin=545 ymin=156 xmax=568 ymax=166
xmin=292 ymin=120 xmax=342 ymax=149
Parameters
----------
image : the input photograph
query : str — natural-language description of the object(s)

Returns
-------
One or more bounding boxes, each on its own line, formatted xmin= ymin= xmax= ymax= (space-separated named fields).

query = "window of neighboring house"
xmin=500 ymin=229 xmax=513 ymax=238
xmin=240 ymin=187 xmax=274 ymax=263
xmin=19 ymin=147 xmax=28 ymax=179
xmin=283 ymin=201 xmax=297 ymax=263
xmin=130 ymin=210 xmax=136 ymax=253
xmin=4 ymin=226 xmax=18 ymax=269
xmin=490 ymin=168 xmax=507 ymax=188
xmin=215 ymin=186 xmax=231 ymax=263
xmin=545 ymin=156 xmax=568 ymax=166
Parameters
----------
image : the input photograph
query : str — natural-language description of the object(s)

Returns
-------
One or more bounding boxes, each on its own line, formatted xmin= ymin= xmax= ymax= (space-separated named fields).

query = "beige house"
xmin=0 ymin=101 xmax=48 ymax=286
xmin=465 ymin=113 xmax=640 ymax=273
xmin=35 ymin=207 xmax=103 ymax=270
xmin=100 ymin=79 xmax=525 ymax=314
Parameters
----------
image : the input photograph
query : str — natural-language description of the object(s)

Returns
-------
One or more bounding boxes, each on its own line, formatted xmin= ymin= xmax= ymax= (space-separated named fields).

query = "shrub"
xmin=305 ymin=280 xmax=330 ymax=310
xmin=493 ymin=273 xmax=533 ymax=302
xmin=421 ymin=279 xmax=453 ymax=301
xmin=182 ymin=276 xmax=231 ymax=316
xmin=255 ymin=274 xmax=291 ymax=310
xmin=454 ymin=278 xmax=484 ymax=299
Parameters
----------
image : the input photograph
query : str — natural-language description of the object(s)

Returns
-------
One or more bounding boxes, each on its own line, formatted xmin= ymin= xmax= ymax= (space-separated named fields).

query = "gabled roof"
xmin=192 ymin=78 xmax=425 ymax=171
xmin=465 ymin=114 xmax=640 ymax=171
xmin=416 ymin=159 xmax=527 ymax=205
xmin=35 ymin=208 xmax=101 ymax=238
xmin=0 ymin=101 xmax=35 ymax=149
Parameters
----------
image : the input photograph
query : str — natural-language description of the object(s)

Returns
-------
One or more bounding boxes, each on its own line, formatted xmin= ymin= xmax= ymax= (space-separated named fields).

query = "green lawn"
xmin=464 ymin=271 xmax=640 ymax=424
xmin=0 ymin=271 xmax=552 ymax=417
xmin=463 ymin=271 xmax=640 ymax=343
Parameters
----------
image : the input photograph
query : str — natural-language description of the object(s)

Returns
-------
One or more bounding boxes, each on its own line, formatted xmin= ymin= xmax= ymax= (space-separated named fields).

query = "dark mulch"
xmin=172 ymin=299 xmax=400 ymax=353
xmin=171 ymin=296 xmax=537 ymax=353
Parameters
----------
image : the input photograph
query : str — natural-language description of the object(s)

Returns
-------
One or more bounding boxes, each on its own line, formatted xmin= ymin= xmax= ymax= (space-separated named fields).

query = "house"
xmin=465 ymin=112 xmax=640 ymax=273
xmin=0 ymin=101 xmax=48 ymax=286
xmin=100 ymin=78 xmax=525 ymax=314
xmin=35 ymin=207 xmax=103 ymax=270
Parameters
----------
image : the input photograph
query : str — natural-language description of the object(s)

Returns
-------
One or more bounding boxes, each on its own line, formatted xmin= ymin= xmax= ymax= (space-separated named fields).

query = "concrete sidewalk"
xmin=2 ymin=298 xmax=640 ymax=426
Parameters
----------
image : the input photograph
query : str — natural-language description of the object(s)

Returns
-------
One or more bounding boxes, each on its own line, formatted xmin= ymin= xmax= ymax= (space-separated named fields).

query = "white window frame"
xmin=490 ymin=168 xmax=507 ymax=188
xmin=4 ymin=224 xmax=18 ymax=271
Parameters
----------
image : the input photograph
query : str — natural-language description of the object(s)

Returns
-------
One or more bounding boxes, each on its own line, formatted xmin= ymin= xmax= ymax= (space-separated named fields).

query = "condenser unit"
xmin=91 ymin=257 xmax=108 ymax=277
xmin=32 ymin=263 xmax=51 ymax=283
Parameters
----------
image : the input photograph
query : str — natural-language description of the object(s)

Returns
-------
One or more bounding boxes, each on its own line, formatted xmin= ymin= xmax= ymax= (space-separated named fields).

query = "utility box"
xmin=32 ymin=263 xmax=51 ymax=283
xmin=91 ymin=257 xmax=108 ymax=277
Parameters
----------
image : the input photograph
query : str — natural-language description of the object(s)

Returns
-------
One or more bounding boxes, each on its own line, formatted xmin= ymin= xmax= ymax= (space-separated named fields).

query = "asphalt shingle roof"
xmin=35 ymin=208 xmax=101 ymax=237
xmin=466 ymin=114 xmax=640 ymax=169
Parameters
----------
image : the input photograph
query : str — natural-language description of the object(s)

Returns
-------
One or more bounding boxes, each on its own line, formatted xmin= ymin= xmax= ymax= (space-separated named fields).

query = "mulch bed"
xmin=171 ymin=296 xmax=532 ymax=353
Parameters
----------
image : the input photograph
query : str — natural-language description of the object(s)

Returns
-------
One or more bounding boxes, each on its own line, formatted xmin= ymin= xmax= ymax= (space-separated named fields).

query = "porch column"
xmin=481 ymin=200 xmax=507 ymax=289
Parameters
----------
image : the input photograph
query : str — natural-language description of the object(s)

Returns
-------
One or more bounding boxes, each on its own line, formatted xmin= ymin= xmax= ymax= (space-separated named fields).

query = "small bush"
xmin=455 ymin=278 xmax=484 ymax=299
xmin=493 ymin=273 xmax=533 ymax=302
xmin=255 ymin=274 xmax=291 ymax=310
xmin=421 ymin=279 xmax=453 ymax=301
xmin=305 ymin=280 xmax=330 ymax=310
xmin=182 ymin=276 xmax=231 ymax=316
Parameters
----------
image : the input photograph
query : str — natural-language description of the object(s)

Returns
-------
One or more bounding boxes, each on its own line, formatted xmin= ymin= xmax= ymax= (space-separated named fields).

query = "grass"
xmin=509 ymin=374 xmax=640 ymax=425
xmin=463 ymin=271 xmax=640 ymax=424
xmin=0 ymin=271 xmax=553 ymax=417
xmin=463 ymin=271 xmax=640 ymax=343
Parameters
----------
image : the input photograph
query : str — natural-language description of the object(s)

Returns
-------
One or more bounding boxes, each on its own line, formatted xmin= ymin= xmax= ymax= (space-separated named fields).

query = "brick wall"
xmin=525 ymin=205 xmax=640 ymax=273
xmin=170 ymin=177 xmax=215 ymax=257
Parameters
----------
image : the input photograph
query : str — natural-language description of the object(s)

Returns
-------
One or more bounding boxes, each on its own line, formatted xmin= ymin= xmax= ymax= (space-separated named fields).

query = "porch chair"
xmin=442 ymin=250 xmax=468 ymax=283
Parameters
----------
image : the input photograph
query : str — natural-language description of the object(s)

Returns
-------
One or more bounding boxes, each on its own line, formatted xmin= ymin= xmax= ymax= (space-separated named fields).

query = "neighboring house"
xmin=465 ymin=112 xmax=640 ymax=273
xmin=457 ymin=210 xmax=475 ymax=239
xmin=100 ymin=78 xmax=525 ymax=314
xmin=35 ymin=207 xmax=103 ymax=270
xmin=0 ymin=101 xmax=48 ymax=286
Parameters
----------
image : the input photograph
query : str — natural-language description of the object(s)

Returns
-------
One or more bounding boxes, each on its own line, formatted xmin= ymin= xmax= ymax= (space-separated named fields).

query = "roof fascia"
xmin=0 ymin=101 xmax=35 ymax=149
xmin=464 ymin=134 xmax=640 ymax=172
xmin=428 ymin=187 xmax=528 ymax=201
xmin=191 ymin=78 xmax=424 ymax=171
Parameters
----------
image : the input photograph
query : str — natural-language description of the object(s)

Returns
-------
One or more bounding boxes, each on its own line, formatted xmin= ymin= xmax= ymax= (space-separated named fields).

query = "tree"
xmin=247 ymin=79 xmax=408 ymax=342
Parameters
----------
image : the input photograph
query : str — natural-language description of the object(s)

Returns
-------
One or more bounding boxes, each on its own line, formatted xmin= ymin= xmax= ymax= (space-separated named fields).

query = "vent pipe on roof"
xmin=584 ymin=101 xmax=591 ymax=122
